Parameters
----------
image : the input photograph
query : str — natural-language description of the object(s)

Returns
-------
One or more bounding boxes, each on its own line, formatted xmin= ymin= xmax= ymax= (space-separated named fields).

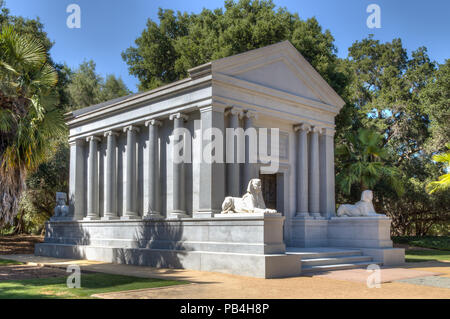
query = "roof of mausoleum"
xmin=65 ymin=41 xmax=345 ymax=123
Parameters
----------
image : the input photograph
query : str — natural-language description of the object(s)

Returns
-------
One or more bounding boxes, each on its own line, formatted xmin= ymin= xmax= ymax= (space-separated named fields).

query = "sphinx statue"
xmin=54 ymin=192 xmax=70 ymax=218
xmin=337 ymin=190 xmax=383 ymax=217
xmin=221 ymin=179 xmax=278 ymax=214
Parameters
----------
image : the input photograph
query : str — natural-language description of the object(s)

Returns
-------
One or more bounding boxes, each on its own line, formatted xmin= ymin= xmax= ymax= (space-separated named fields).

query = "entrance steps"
xmin=286 ymin=247 xmax=380 ymax=274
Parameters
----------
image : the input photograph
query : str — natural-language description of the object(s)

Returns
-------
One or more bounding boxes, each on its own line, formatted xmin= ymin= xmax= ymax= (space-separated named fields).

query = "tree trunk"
xmin=0 ymin=167 xmax=26 ymax=226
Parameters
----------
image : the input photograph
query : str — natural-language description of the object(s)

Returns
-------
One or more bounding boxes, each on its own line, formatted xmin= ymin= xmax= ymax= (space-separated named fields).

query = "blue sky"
xmin=5 ymin=0 xmax=450 ymax=92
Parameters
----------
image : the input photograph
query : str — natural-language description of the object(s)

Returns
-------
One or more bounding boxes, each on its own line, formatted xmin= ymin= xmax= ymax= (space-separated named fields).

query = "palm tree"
xmin=336 ymin=128 xmax=403 ymax=196
xmin=426 ymin=143 xmax=450 ymax=194
xmin=0 ymin=25 xmax=64 ymax=226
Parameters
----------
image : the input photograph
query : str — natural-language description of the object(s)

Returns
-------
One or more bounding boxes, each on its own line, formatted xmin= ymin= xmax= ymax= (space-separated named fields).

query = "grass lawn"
xmin=0 ymin=258 xmax=24 ymax=266
xmin=0 ymin=272 xmax=187 ymax=299
xmin=405 ymin=249 xmax=450 ymax=263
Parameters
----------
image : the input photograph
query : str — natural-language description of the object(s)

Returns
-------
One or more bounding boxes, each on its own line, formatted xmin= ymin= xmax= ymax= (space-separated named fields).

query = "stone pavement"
xmin=1 ymin=254 xmax=449 ymax=299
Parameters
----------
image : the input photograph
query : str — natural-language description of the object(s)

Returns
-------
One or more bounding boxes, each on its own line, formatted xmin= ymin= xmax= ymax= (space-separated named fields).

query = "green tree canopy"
xmin=0 ymin=25 xmax=64 ymax=225
xmin=122 ymin=0 xmax=347 ymax=95
xmin=343 ymin=36 xmax=449 ymax=235
xmin=67 ymin=60 xmax=131 ymax=110
xmin=420 ymin=60 xmax=450 ymax=152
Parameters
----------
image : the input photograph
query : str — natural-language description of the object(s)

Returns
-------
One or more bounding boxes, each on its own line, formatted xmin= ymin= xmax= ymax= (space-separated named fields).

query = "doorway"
xmin=260 ymin=174 xmax=277 ymax=210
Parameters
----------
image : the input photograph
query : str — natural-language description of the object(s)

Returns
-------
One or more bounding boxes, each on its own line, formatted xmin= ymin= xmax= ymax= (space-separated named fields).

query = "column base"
xmin=143 ymin=213 xmax=164 ymax=220
xmin=83 ymin=216 xmax=99 ymax=221
xmin=310 ymin=213 xmax=323 ymax=219
xmin=295 ymin=212 xmax=311 ymax=219
xmin=121 ymin=213 xmax=141 ymax=221
xmin=101 ymin=215 xmax=118 ymax=221
xmin=168 ymin=210 xmax=189 ymax=219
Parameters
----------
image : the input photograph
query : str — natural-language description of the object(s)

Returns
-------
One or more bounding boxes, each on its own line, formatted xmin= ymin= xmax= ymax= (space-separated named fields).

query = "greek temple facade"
xmin=36 ymin=41 xmax=404 ymax=278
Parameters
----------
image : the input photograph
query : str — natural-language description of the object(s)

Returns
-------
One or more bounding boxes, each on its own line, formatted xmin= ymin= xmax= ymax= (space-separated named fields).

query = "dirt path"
xmin=0 ymin=235 xmax=43 ymax=255
xmin=0 ymin=264 xmax=67 ymax=281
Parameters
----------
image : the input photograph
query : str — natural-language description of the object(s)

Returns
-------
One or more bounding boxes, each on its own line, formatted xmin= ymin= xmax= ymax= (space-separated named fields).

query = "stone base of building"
xmin=36 ymin=214 xmax=405 ymax=277
xmin=35 ymin=243 xmax=301 ymax=278
xmin=35 ymin=214 xmax=301 ymax=279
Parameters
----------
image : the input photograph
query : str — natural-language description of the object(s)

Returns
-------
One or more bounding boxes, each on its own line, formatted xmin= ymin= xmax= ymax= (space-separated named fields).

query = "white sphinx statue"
xmin=337 ymin=190 xmax=383 ymax=217
xmin=53 ymin=192 xmax=70 ymax=218
xmin=221 ymin=179 xmax=278 ymax=214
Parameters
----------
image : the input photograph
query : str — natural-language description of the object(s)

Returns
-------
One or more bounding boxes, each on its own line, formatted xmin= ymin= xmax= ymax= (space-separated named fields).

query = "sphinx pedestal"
xmin=328 ymin=216 xmax=405 ymax=266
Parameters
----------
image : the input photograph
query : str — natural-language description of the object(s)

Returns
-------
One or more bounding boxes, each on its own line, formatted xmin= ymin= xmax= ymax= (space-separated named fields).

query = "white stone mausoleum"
xmin=36 ymin=41 xmax=404 ymax=278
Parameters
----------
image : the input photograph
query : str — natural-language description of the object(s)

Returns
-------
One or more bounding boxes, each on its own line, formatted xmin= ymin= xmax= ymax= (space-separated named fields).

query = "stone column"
xmin=169 ymin=113 xmax=189 ymax=219
xmin=122 ymin=125 xmax=140 ymax=220
xmin=294 ymin=123 xmax=310 ymax=218
xmin=85 ymin=136 xmax=101 ymax=220
xmin=194 ymin=106 xmax=226 ymax=218
xmin=243 ymin=110 xmax=259 ymax=193
xmin=309 ymin=126 xmax=321 ymax=218
xmin=144 ymin=119 xmax=163 ymax=219
xmin=225 ymin=107 xmax=243 ymax=197
xmin=320 ymin=127 xmax=336 ymax=218
xmin=69 ymin=139 xmax=85 ymax=220
xmin=103 ymin=131 xmax=118 ymax=220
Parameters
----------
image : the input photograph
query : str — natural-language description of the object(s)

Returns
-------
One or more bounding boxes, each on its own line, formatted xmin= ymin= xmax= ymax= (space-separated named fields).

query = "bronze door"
xmin=260 ymin=174 xmax=277 ymax=210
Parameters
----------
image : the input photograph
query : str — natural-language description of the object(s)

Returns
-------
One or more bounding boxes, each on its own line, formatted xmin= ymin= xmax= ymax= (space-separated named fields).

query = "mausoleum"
xmin=36 ymin=41 xmax=404 ymax=278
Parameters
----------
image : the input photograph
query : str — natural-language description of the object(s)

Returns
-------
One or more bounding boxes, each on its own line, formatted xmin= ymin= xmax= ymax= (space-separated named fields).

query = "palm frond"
xmin=0 ymin=108 xmax=15 ymax=132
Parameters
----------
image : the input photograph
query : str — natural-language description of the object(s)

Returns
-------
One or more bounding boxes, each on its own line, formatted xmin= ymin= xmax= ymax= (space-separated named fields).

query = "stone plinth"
xmin=328 ymin=216 xmax=393 ymax=248
xmin=35 ymin=215 xmax=301 ymax=279
xmin=290 ymin=217 xmax=328 ymax=247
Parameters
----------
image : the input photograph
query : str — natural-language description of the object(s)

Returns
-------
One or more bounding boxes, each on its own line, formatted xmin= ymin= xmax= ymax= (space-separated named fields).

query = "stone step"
xmin=286 ymin=247 xmax=362 ymax=259
xmin=302 ymin=261 xmax=380 ymax=274
xmin=301 ymin=255 xmax=373 ymax=267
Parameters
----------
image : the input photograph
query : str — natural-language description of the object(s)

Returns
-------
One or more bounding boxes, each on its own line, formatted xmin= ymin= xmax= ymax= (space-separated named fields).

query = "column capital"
xmin=104 ymin=130 xmax=119 ymax=137
xmin=145 ymin=119 xmax=163 ymax=127
xmin=69 ymin=138 xmax=85 ymax=146
xmin=225 ymin=107 xmax=244 ymax=119
xmin=86 ymin=136 xmax=101 ymax=143
xmin=294 ymin=123 xmax=311 ymax=132
xmin=244 ymin=110 xmax=258 ymax=120
xmin=321 ymin=127 xmax=336 ymax=137
xmin=123 ymin=125 xmax=140 ymax=133
xmin=169 ymin=112 xmax=189 ymax=121
xmin=310 ymin=125 xmax=322 ymax=134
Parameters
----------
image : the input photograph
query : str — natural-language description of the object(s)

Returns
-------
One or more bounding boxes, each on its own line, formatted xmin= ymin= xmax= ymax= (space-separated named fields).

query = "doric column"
xmin=243 ymin=110 xmax=258 ymax=193
xmin=85 ymin=136 xmax=101 ymax=220
xmin=69 ymin=139 xmax=85 ymax=220
xmin=225 ymin=107 xmax=243 ymax=197
xmin=103 ymin=131 xmax=118 ymax=220
xmin=122 ymin=125 xmax=140 ymax=220
xmin=144 ymin=119 xmax=163 ymax=219
xmin=320 ymin=127 xmax=336 ymax=218
xmin=169 ymin=113 xmax=189 ymax=219
xmin=294 ymin=123 xmax=310 ymax=217
xmin=309 ymin=126 xmax=321 ymax=218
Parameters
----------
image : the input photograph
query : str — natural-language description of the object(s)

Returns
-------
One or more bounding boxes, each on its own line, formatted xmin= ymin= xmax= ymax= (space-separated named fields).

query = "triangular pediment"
xmin=209 ymin=41 xmax=345 ymax=109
